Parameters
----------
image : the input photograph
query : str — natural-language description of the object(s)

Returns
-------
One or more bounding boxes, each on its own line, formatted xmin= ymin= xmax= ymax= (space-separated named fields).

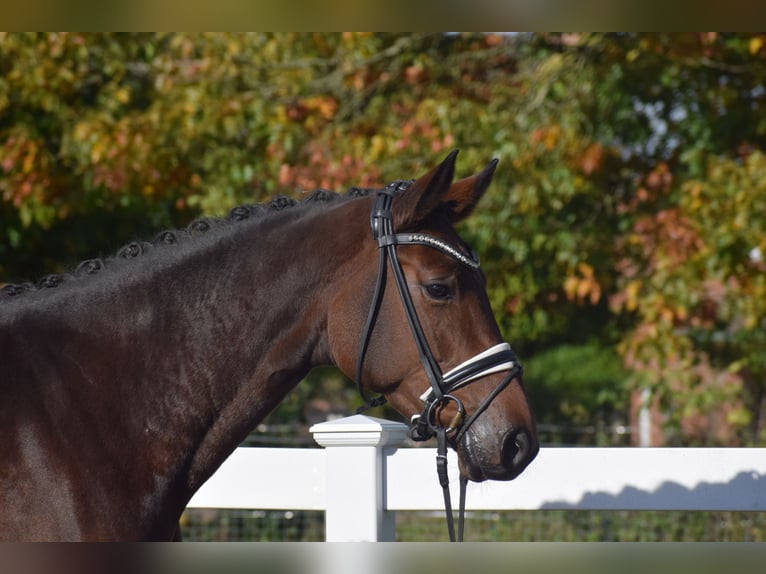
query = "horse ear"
xmin=393 ymin=149 xmax=458 ymax=230
xmin=444 ymin=157 xmax=499 ymax=222
xmin=393 ymin=151 xmax=498 ymax=229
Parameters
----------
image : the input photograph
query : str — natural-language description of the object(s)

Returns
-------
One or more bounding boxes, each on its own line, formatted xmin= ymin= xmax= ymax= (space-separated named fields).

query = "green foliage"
xmin=395 ymin=510 xmax=766 ymax=542
xmin=2 ymin=33 xmax=766 ymax=445
xmin=181 ymin=508 xmax=766 ymax=542
xmin=525 ymin=342 xmax=628 ymax=445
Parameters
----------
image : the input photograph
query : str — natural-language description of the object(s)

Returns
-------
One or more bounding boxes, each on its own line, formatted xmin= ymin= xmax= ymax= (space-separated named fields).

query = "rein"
xmin=355 ymin=181 xmax=522 ymax=541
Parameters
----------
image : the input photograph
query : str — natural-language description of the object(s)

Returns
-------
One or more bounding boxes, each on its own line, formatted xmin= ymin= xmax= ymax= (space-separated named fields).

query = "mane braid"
xmin=306 ymin=188 xmax=340 ymax=202
xmin=0 ymin=185 xmax=361 ymax=301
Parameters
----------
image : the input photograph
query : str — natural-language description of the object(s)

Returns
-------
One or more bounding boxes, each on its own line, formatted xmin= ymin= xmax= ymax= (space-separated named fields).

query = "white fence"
xmin=187 ymin=414 xmax=766 ymax=542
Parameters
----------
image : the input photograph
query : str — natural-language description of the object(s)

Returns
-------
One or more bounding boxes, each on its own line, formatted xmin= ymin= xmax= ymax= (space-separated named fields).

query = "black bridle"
xmin=355 ymin=181 xmax=523 ymax=541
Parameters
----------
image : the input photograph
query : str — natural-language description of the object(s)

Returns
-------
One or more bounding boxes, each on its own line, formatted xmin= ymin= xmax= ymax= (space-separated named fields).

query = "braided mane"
xmin=1 ymin=187 xmax=372 ymax=301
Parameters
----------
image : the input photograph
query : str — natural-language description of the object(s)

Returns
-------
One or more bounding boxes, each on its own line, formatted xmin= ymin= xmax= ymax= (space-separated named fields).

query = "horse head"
xmin=329 ymin=150 xmax=538 ymax=483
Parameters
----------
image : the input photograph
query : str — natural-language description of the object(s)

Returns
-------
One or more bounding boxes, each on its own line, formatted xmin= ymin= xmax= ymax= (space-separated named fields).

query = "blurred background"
xmin=1 ymin=32 xmax=765 ymax=540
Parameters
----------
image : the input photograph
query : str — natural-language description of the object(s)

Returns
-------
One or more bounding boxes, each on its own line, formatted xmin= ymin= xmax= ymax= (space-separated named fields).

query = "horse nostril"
xmin=504 ymin=428 xmax=539 ymax=469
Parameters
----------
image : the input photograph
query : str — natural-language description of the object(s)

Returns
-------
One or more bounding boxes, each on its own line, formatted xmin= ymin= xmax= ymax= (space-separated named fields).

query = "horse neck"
xmin=12 ymin=197 xmax=366 ymax=533
xmin=137 ymin=202 xmax=361 ymax=495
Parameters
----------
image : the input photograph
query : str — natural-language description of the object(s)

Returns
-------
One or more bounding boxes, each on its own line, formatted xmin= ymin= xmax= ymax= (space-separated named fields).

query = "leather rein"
xmin=355 ymin=180 xmax=523 ymax=541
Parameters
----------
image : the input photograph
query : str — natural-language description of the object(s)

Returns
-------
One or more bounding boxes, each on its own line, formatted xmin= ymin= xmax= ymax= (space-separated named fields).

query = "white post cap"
xmin=310 ymin=414 xmax=409 ymax=447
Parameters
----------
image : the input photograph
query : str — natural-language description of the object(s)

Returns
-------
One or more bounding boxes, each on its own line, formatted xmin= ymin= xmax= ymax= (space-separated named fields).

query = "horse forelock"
xmin=0 ymin=187 xmax=368 ymax=302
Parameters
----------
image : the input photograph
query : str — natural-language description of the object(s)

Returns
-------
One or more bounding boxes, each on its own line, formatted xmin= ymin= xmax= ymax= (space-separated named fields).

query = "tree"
xmin=2 ymin=33 xmax=765 ymax=445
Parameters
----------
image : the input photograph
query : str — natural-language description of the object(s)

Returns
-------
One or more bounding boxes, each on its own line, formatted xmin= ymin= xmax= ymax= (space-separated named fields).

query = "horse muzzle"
xmin=458 ymin=422 xmax=539 ymax=482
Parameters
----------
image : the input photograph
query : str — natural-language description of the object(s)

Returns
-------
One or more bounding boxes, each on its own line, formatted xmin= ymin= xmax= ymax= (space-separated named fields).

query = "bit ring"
xmin=426 ymin=394 xmax=465 ymax=435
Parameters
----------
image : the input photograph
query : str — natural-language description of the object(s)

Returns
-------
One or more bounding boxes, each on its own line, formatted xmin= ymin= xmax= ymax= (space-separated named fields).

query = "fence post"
xmin=310 ymin=414 xmax=409 ymax=542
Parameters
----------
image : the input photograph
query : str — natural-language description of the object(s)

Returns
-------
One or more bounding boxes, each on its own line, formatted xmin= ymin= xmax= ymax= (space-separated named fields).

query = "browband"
xmin=376 ymin=233 xmax=480 ymax=269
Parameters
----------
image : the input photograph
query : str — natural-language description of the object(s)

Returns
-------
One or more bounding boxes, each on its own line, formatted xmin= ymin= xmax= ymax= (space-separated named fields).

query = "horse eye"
xmin=426 ymin=283 xmax=452 ymax=300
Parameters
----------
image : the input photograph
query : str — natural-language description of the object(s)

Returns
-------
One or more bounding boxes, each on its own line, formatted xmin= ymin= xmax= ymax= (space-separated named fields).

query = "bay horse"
xmin=0 ymin=150 xmax=538 ymax=541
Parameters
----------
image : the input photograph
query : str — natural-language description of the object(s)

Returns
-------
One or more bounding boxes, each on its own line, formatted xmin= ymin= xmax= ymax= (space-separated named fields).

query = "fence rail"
xmin=187 ymin=414 xmax=766 ymax=541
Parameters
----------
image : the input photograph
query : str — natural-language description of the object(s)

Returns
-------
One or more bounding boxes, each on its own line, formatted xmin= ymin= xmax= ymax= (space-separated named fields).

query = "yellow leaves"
xmin=283 ymin=96 xmax=338 ymax=135
xmin=90 ymin=139 xmax=105 ymax=164
xmin=537 ymin=52 xmax=564 ymax=77
xmin=530 ymin=125 xmax=561 ymax=150
xmin=72 ymin=121 xmax=91 ymax=142
xmin=622 ymin=280 xmax=642 ymax=312
xmin=302 ymin=96 xmax=337 ymax=120
xmin=749 ymin=36 xmax=764 ymax=55
xmin=685 ymin=182 xmax=704 ymax=211
xmin=726 ymin=406 xmax=752 ymax=430
xmin=370 ymin=135 xmax=386 ymax=160
xmin=115 ymin=87 xmax=130 ymax=105
xmin=658 ymin=307 xmax=676 ymax=325
xmin=22 ymin=142 xmax=38 ymax=174
xmin=1 ymin=133 xmax=45 ymax=178
xmin=564 ymin=262 xmax=602 ymax=305
xmin=743 ymin=313 xmax=758 ymax=331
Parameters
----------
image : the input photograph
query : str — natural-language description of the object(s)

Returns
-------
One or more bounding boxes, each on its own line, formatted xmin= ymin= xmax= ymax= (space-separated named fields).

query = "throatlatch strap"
xmin=354 ymin=244 xmax=388 ymax=413
xmin=355 ymin=185 xmax=400 ymax=412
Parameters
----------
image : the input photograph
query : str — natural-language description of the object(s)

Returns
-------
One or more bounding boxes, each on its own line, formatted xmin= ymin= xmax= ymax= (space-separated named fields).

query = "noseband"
xmin=355 ymin=180 xmax=523 ymax=541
